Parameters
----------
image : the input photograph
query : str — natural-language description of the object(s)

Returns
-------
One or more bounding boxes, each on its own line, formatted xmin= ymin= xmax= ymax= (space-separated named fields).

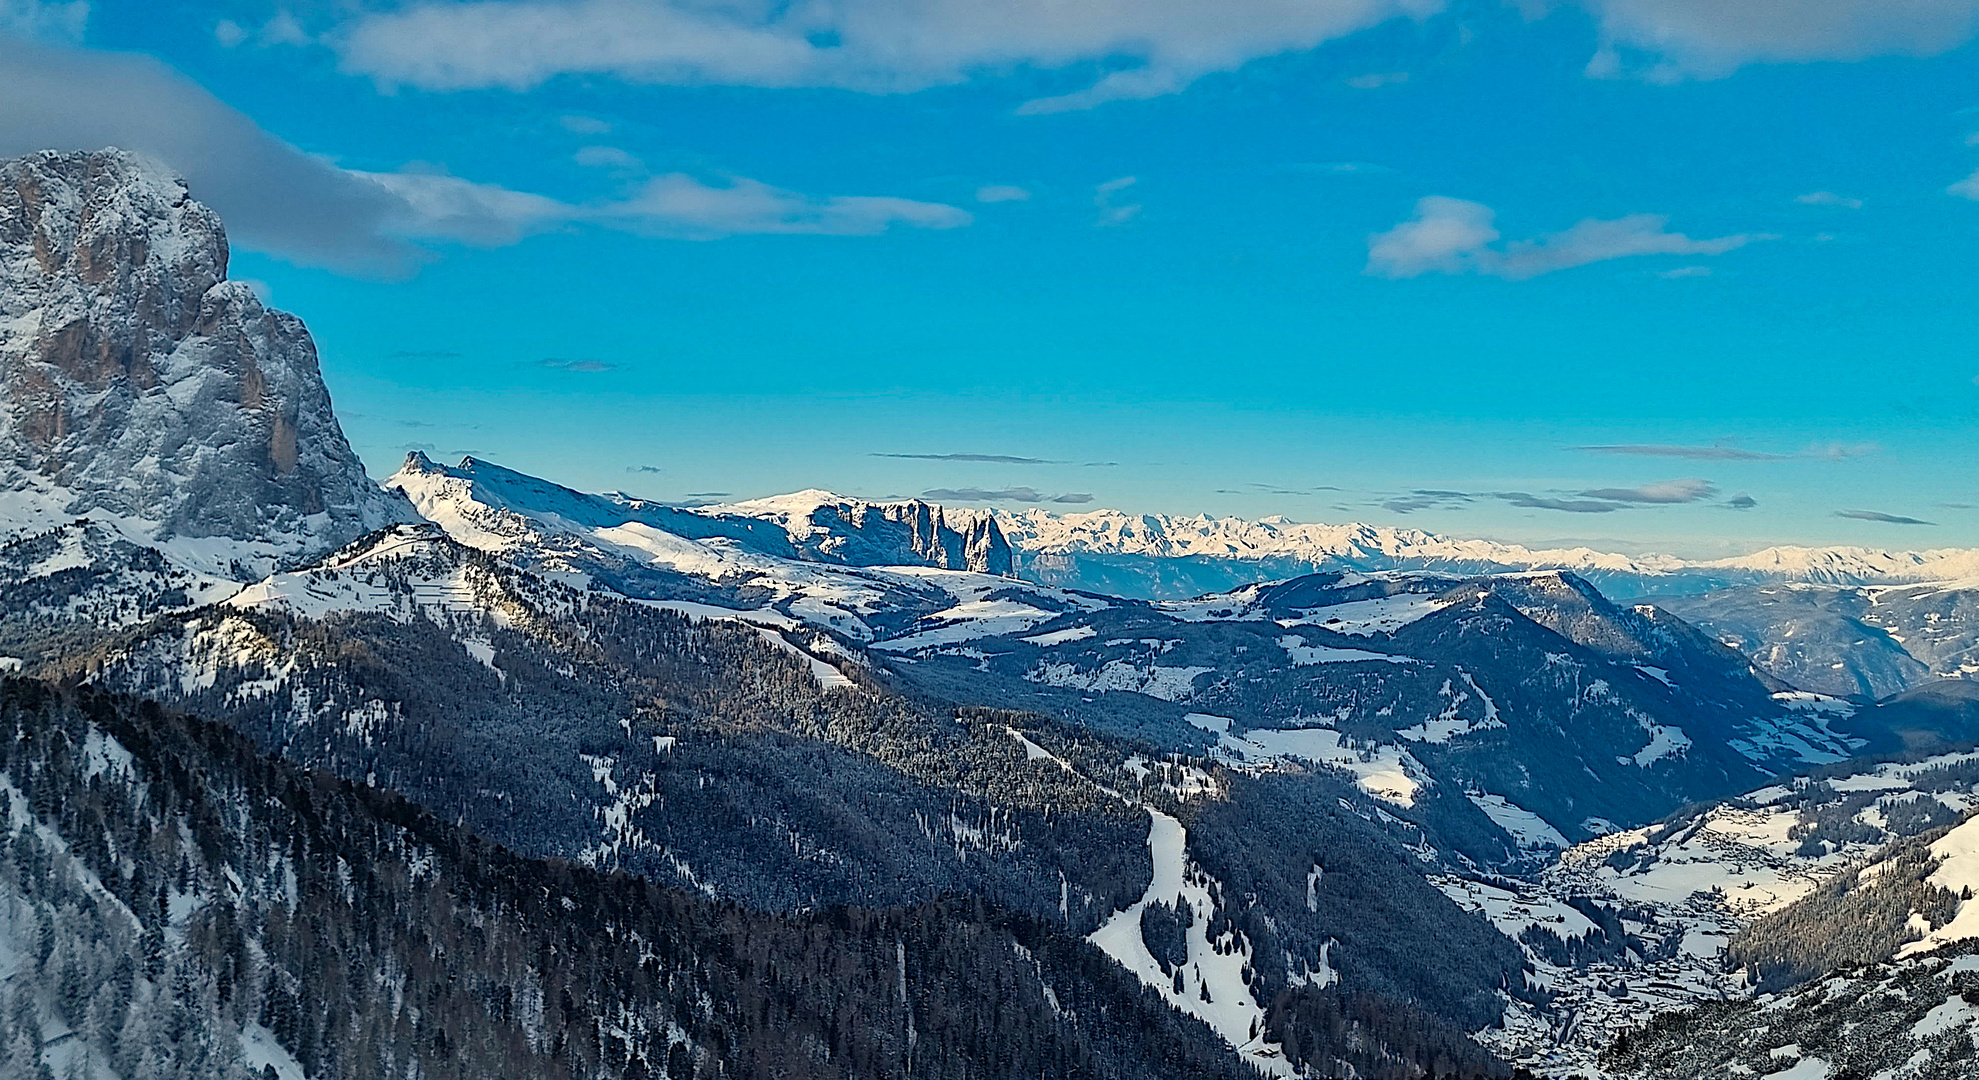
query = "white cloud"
xmin=601 ymin=173 xmax=973 ymax=237
xmin=1657 ymin=265 xmax=1711 ymax=278
xmin=348 ymin=170 xmax=975 ymax=243
xmin=0 ymin=0 xmax=88 ymax=41
xmin=261 ymin=12 xmax=311 ymax=46
xmin=1344 ymin=70 xmax=1409 ymax=88
xmin=1094 ymin=175 xmax=1142 ymax=226
xmin=332 ymin=0 xmax=1445 ymax=111
xmin=356 ymin=170 xmax=571 ymax=246
xmin=1366 ymin=196 xmax=1760 ymax=280
xmin=573 ymin=144 xmax=642 ymax=170
xmin=1951 ymin=167 xmax=1979 ymax=200
xmin=1365 ymin=196 xmax=1500 ymax=277
xmin=1496 ymin=213 xmax=1756 ymax=277
xmin=213 ymin=12 xmax=312 ymax=48
xmin=1580 ymin=478 xmax=1716 ymax=503
xmin=559 ymin=114 xmax=613 ymax=135
xmin=0 ymin=35 xmax=972 ymax=272
xmin=974 ymin=184 xmax=1030 ymax=203
xmin=1576 ymin=0 xmax=1979 ymax=80
xmin=1795 ymin=190 xmax=1863 ymax=208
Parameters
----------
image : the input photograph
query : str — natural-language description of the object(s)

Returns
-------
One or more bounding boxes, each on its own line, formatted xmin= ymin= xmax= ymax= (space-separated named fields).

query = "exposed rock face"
xmin=0 ymin=149 xmax=411 ymax=560
xmin=796 ymin=496 xmax=1013 ymax=575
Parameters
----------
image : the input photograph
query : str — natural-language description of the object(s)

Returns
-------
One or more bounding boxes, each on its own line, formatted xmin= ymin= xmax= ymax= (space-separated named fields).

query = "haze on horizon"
xmin=3 ymin=0 xmax=1975 ymax=555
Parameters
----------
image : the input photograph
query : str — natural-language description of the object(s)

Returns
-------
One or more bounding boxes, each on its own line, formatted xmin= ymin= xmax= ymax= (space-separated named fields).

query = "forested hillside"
xmin=0 ymin=677 xmax=1294 ymax=1080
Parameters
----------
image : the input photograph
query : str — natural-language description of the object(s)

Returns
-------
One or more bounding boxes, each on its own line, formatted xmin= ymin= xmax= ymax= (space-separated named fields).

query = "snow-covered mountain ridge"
xmin=998 ymin=506 xmax=1979 ymax=595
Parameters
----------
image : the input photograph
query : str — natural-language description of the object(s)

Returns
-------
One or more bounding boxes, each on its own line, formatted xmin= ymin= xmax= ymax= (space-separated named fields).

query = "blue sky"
xmin=4 ymin=0 xmax=1978 ymax=555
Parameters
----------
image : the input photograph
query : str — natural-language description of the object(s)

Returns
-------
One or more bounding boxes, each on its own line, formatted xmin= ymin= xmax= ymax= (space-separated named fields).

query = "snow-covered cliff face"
xmin=712 ymin=489 xmax=1012 ymax=574
xmin=0 ymin=149 xmax=412 ymax=570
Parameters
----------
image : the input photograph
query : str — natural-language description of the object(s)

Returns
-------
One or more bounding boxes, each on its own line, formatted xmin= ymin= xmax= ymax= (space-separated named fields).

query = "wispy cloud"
xmin=1580 ymin=0 xmax=1979 ymax=81
xmin=574 ymin=145 xmax=643 ymax=171
xmin=1950 ymin=168 xmax=1979 ymax=200
xmin=1345 ymin=71 xmax=1409 ymax=89
xmin=923 ymin=487 xmax=1092 ymax=504
xmin=542 ymin=358 xmax=618 ymax=372
xmin=1367 ymin=196 xmax=1762 ymax=280
xmin=389 ymin=349 xmax=465 ymax=360
xmin=1496 ymin=492 xmax=1625 ymax=514
xmin=2 ymin=0 xmax=88 ymax=40
xmin=1837 ymin=509 xmax=1936 ymax=525
xmin=1577 ymin=443 xmax=1785 ymax=461
xmin=875 ymin=452 xmax=1058 ymax=464
xmin=1795 ymin=191 xmax=1863 ymax=209
xmin=626 ymin=465 xmax=664 ymax=474
xmin=1094 ymin=176 xmax=1142 ymax=226
xmin=1804 ymin=442 xmax=1879 ymax=460
xmin=1489 ymin=478 xmax=1731 ymax=514
xmin=329 ymin=0 xmax=1435 ymax=113
xmin=975 ymin=184 xmax=1031 ymax=203
xmin=1574 ymin=442 xmax=1876 ymax=462
xmin=1383 ymin=489 xmax=1473 ymax=513
xmin=602 ymin=173 xmax=972 ymax=237
xmin=1579 ymin=478 xmax=1717 ymax=504
xmin=1290 ymin=161 xmax=1395 ymax=176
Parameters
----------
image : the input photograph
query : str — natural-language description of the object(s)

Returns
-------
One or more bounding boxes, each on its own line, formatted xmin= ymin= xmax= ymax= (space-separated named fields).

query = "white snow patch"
xmin=1633 ymin=723 xmax=1692 ymax=767
xmin=1023 ymin=625 xmax=1097 ymax=646
xmin=242 ymin=1022 xmax=308 ymax=1080
xmin=1911 ymin=995 xmax=1979 ymax=1038
xmin=1900 ymin=816 xmax=1979 ymax=955
xmin=1087 ymin=808 xmax=1292 ymax=1076
xmin=1281 ymin=593 xmax=1455 ymax=635
xmin=1469 ymin=793 xmax=1569 ymax=849
xmin=1276 ymin=634 xmax=1412 ymax=666
xmin=1764 ymin=1057 xmax=1829 ymax=1080
xmin=1211 ymin=723 xmax=1423 ymax=807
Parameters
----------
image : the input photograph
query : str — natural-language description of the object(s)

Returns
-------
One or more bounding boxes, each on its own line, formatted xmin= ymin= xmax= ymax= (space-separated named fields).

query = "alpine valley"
xmin=7 ymin=150 xmax=1979 ymax=1080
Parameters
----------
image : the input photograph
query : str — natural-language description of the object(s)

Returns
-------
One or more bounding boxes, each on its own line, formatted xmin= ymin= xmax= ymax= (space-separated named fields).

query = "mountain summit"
xmin=0 ymin=149 xmax=412 ymax=570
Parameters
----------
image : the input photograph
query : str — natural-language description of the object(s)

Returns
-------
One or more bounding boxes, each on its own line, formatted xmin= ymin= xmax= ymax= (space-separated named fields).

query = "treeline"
xmin=2 ymin=676 xmax=1264 ymax=1080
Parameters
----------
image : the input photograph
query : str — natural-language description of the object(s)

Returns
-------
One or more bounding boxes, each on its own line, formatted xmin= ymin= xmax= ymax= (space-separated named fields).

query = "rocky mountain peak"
xmin=0 ymin=148 xmax=414 ymax=566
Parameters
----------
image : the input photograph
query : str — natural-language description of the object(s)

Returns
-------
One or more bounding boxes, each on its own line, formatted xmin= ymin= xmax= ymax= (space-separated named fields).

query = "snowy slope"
xmin=388 ymin=452 xmax=1092 ymax=645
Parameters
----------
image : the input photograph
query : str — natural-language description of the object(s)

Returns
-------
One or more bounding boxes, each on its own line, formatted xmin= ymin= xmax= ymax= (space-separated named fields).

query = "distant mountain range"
xmin=998 ymin=506 xmax=1979 ymax=596
xmin=994 ymin=508 xmax=1979 ymax=700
